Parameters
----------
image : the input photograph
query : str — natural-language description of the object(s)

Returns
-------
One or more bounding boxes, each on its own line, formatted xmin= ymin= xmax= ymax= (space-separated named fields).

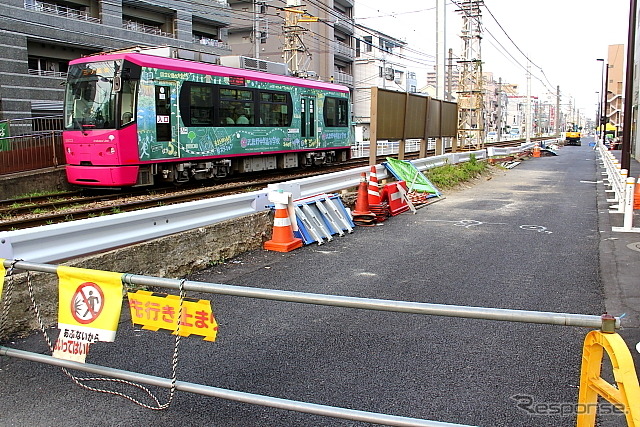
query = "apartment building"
xmin=352 ymin=25 xmax=413 ymax=140
xmin=605 ymin=44 xmax=625 ymax=132
xmin=504 ymin=95 xmax=541 ymax=137
xmin=227 ymin=0 xmax=354 ymax=87
xmin=0 ymin=0 xmax=233 ymax=121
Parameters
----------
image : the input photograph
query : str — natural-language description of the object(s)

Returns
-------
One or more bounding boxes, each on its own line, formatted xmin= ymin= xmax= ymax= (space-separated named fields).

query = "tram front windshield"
xmin=64 ymin=61 xmax=119 ymax=130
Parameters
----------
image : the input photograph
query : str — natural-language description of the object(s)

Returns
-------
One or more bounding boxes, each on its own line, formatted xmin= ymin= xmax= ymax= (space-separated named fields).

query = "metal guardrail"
xmin=0 ymin=148 xmax=511 ymax=263
xmin=0 ymin=191 xmax=269 ymax=263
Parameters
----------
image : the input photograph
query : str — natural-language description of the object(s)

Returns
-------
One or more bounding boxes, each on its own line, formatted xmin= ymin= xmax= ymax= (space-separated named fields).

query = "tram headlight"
xmin=106 ymin=147 xmax=116 ymax=155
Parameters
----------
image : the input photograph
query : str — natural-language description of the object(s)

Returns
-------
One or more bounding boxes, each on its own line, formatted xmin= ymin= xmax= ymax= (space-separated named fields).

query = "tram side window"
xmin=220 ymin=88 xmax=254 ymax=125
xmin=324 ymin=97 xmax=349 ymax=127
xmin=120 ymin=79 xmax=137 ymax=127
xmin=259 ymin=91 xmax=291 ymax=126
xmin=189 ymin=85 xmax=214 ymax=125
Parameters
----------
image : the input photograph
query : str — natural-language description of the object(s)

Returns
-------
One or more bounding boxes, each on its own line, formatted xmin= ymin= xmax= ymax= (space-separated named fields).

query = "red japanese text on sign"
xmin=127 ymin=291 xmax=218 ymax=341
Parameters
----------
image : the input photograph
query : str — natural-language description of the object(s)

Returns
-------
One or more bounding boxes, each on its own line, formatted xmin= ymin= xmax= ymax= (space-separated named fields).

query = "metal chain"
xmin=0 ymin=259 xmax=20 ymax=337
xmin=158 ymin=277 xmax=185 ymax=409
xmin=21 ymin=268 xmax=185 ymax=410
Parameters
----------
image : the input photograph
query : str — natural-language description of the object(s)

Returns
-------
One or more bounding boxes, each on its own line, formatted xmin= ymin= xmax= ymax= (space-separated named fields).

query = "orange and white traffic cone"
xmin=264 ymin=202 xmax=303 ymax=252
xmin=352 ymin=172 xmax=376 ymax=226
xmin=532 ymin=143 xmax=541 ymax=158
xmin=368 ymin=165 xmax=382 ymax=205
xmin=368 ymin=165 xmax=389 ymax=222
xmin=634 ymin=181 xmax=640 ymax=210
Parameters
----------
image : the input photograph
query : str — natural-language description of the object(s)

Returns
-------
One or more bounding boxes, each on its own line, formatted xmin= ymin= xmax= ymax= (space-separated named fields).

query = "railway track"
xmin=0 ymin=138 xmax=549 ymax=231
xmin=0 ymin=160 xmax=367 ymax=231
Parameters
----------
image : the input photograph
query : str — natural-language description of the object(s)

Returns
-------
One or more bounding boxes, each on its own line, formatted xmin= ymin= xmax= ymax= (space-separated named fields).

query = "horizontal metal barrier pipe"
xmin=0 ymin=347 xmax=474 ymax=427
xmin=3 ymin=261 xmax=618 ymax=330
xmin=122 ymin=275 xmax=614 ymax=329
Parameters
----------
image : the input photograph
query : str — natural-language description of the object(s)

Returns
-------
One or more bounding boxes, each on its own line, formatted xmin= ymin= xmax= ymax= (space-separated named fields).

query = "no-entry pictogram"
xmin=71 ymin=282 xmax=105 ymax=324
xmin=57 ymin=266 xmax=123 ymax=343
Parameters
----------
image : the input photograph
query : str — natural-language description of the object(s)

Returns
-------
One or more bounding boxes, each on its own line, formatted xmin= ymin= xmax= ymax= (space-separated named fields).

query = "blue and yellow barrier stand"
xmin=577 ymin=314 xmax=640 ymax=426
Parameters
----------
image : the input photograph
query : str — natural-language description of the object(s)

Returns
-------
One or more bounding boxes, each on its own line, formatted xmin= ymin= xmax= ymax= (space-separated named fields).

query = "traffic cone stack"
xmin=264 ymin=202 xmax=303 ymax=252
xmin=367 ymin=166 xmax=390 ymax=222
xmin=532 ymin=143 xmax=541 ymax=158
xmin=352 ymin=172 xmax=377 ymax=226
xmin=634 ymin=181 xmax=640 ymax=210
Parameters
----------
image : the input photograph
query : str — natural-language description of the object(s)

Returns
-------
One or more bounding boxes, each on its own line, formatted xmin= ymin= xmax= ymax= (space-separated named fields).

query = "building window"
xmin=363 ymin=36 xmax=372 ymax=53
xmin=28 ymin=56 xmax=69 ymax=77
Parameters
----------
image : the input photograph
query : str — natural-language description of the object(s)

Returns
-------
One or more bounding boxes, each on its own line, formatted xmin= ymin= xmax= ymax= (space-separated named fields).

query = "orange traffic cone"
xmin=634 ymin=182 xmax=640 ymax=210
xmin=368 ymin=165 xmax=382 ymax=205
xmin=264 ymin=202 xmax=303 ymax=252
xmin=368 ymin=165 xmax=389 ymax=222
xmin=532 ymin=143 xmax=541 ymax=158
xmin=352 ymin=172 xmax=376 ymax=226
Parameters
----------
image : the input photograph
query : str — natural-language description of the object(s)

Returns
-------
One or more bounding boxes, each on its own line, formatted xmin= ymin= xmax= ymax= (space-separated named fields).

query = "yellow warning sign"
xmin=0 ymin=258 xmax=5 ymax=302
xmin=57 ymin=266 xmax=123 ymax=342
xmin=128 ymin=291 xmax=218 ymax=342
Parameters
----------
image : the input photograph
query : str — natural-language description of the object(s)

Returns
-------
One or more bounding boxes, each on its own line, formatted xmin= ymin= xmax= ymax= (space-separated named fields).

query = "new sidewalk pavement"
xmin=0 ymin=138 xmax=638 ymax=427
xmin=599 ymin=146 xmax=640 ymax=364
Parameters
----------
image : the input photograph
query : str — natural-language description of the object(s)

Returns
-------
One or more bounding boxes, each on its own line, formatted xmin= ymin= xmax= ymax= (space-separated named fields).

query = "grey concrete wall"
xmin=0 ymin=210 xmax=272 ymax=340
xmin=0 ymin=168 xmax=73 ymax=199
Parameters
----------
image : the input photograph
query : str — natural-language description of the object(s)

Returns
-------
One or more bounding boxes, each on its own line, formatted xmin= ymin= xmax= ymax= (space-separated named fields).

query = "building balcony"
xmin=28 ymin=69 xmax=67 ymax=78
xmin=334 ymin=0 xmax=354 ymax=8
xmin=333 ymin=11 xmax=354 ymax=34
xmin=333 ymin=41 xmax=354 ymax=61
xmin=24 ymin=0 xmax=100 ymax=23
xmin=193 ymin=36 xmax=229 ymax=49
xmin=333 ymin=71 xmax=353 ymax=87
xmin=123 ymin=19 xmax=173 ymax=38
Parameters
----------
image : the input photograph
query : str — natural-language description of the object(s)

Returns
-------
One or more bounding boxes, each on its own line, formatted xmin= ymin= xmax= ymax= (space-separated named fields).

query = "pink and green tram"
xmin=63 ymin=52 xmax=352 ymax=187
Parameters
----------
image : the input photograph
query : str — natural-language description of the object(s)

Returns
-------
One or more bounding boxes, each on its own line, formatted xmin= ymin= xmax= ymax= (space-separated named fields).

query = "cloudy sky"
xmin=354 ymin=0 xmax=631 ymax=117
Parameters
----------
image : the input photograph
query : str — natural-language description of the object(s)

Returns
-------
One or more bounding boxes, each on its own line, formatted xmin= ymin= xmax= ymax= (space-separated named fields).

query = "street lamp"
xmin=595 ymin=91 xmax=600 ymax=138
xmin=596 ymin=58 xmax=606 ymax=144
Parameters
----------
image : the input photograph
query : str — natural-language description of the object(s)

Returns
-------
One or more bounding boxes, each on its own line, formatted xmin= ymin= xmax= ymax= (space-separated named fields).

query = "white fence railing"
xmin=596 ymin=141 xmax=639 ymax=232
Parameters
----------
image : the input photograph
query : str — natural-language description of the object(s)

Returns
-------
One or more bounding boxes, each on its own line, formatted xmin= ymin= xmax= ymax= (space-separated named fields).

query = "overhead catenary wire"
xmin=448 ymin=0 xmax=558 ymax=94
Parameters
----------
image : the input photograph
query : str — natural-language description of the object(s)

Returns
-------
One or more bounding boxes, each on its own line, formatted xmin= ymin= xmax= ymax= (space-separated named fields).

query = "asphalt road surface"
xmin=0 ymin=140 xmax=633 ymax=426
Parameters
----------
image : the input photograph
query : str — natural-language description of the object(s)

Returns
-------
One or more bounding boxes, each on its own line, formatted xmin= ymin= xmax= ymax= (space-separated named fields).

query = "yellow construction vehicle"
xmin=565 ymin=124 xmax=581 ymax=146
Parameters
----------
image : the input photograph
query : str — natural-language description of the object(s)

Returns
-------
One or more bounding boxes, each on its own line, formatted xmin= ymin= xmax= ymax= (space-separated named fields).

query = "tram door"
xmin=154 ymin=82 xmax=179 ymax=158
xmin=300 ymin=95 xmax=316 ymax=142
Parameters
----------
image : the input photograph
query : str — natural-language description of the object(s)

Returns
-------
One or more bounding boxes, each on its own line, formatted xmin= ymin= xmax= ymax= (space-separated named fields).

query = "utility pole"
xmin=253 ymin=0 xmax=260 ymax=59
xmin=525 ymin=60 xmax=531 ymax=143
xmin=621 ymin=0 xmax=636 ymax=171
xmin=456 ymin=0 xmax=484 ymax=149
xmin=602 ymin=63 xmax=610 ymax=144
xmin=436 ymin=0 xmax=446 ymax=100
xmin=282 ymin=0 xmax=316 ymax=77
xmin=497 ymin=77 xmax=502 ymax=141
xmin=555 ymin=86 xmax=560 ymax=137
xmin=447 ymin=48 xmax=454 ymax=101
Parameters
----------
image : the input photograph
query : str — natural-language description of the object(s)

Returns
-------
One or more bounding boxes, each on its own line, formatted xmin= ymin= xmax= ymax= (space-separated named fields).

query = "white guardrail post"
xmin=612 ymin=177 xmax=640 ymax=233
